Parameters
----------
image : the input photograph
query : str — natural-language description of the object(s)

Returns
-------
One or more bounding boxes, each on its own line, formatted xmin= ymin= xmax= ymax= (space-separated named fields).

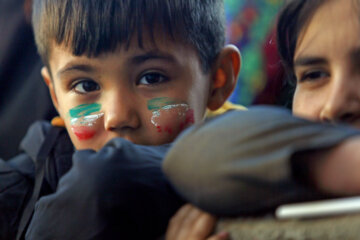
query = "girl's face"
xmin=292 ymin=0 xmax=360 ymax=128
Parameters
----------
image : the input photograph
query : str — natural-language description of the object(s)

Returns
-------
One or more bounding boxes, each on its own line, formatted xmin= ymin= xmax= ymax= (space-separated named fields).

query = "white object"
xmin=276 ymin=196 xmax=360 ymax=219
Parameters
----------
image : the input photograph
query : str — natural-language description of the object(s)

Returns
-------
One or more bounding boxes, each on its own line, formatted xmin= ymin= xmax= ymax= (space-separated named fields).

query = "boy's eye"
xmin=73 ymin=80 xmax=100 ymax=94
xmin=299 ymin=71 xmax=329 ymax=83
xmin=138 ymin=73 xmax=169 ymax=85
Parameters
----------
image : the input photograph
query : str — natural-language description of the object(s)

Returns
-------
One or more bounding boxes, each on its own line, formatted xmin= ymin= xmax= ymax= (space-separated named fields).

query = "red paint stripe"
xmin=71 ymin=126 xmax=96 ymax=140
xmin=185 ymin=109 xmax=195 ymax=124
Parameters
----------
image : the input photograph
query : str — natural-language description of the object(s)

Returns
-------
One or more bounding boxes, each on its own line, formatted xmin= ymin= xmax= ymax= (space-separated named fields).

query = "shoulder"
xmin=19 ymin=121 xmax=51 ymax=159
xmin=19 ymin=121 xmax=69 ymax=162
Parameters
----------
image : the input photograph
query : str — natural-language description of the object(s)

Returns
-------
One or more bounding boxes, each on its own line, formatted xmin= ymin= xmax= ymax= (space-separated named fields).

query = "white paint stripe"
xmin=71 ymin=112 xmax=104 ymax=127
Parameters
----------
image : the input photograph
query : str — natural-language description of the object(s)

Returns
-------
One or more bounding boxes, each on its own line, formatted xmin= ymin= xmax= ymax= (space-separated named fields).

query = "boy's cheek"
xmin=71 ymin=125 xmax=97 ymax=141
xmin=66 ymin=124 xmax=106 ymax=151
xmin=67 ymin=103 xmax=105 ymax=142
xmin=65 ymin=119 xmax=104 ymax=151
xmin=150 ymin=104 xmax=195 ymax=135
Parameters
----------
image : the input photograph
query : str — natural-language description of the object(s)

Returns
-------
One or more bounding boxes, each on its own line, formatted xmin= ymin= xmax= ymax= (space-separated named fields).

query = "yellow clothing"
xmin=51 ymin=117 xmax=65 ymax=127
xmin=206 ymin=101 xmax=246 ymax=118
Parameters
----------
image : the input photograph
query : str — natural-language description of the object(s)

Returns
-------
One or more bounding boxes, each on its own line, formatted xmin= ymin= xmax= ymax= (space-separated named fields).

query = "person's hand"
xmin=165 ymin=204 xmax=229 ymax=240
xmin=310 ymin=137 xmax=360 ymax=195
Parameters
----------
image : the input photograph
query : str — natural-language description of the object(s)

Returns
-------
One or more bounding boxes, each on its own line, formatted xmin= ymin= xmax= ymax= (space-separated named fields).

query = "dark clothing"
xmin=3 ymin=107 xmax=360 ymax=239
xmin=26 ymin=136 xmax=184 ymax=239
xmin=163 ymin=106 xmax=360 ymax=216
xmin=0 ymin=0 xmax=56 ymax=160
xmin=0 ymin=121 xmax=73 ymax=240
xmin=0 ymin=121 xmax=183 ymax=240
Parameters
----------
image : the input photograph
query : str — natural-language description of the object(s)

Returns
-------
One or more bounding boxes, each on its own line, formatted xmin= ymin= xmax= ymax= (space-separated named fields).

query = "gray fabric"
xmin=163 ymin=106 xmax=360 ymax=216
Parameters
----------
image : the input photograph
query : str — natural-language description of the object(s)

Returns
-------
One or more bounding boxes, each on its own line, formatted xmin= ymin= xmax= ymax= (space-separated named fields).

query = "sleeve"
xmin=0 ymin=154 xmax=34 ymax=240
xmin=25 ymin=138 xmax=184 ymax=240
xmin=162 ymin=106 xmax=360 ymax=216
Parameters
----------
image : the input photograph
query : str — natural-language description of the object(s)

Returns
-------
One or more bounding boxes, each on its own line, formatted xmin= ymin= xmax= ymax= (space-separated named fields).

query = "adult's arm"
xmin=26 ymin=138 xmax=184 ymax=240
xmin=163 ymin=106 xmax=360 ymax=216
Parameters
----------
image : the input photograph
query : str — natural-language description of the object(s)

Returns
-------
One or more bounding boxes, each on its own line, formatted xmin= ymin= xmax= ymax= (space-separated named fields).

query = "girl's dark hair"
xmin=276 ymin=0 xmax=325 ymax=85
xmin=32 ymin=0 xmax=225 ymax=72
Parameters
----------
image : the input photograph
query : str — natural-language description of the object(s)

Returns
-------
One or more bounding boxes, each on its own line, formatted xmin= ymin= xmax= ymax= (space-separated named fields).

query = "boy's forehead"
xmin=51 ymin=28 xmax=184 ymax=55
xmin=60 ymin=28 xmax=166 ymax=49
xmin=48 ymin=34 xmax=200 ymax=76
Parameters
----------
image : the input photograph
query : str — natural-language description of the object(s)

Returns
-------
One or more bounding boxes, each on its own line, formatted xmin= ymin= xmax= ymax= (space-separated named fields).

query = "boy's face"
xmin=45 ymin=35 xmax=212 ymax=150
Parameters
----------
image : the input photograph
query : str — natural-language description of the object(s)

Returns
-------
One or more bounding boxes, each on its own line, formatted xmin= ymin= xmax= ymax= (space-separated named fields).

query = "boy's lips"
xmin=71 ymin=126 xmax=96 ymax=140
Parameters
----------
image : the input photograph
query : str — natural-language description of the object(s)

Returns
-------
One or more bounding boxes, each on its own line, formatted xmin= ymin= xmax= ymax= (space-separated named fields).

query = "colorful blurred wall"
xmin=225 ymin=0 xmax=284 ymax=105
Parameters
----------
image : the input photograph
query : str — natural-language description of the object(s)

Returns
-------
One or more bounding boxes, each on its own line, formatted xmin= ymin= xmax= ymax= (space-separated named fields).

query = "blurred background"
xmin=0 ymin=0 xmax=57 ymax=160
xmin=225 ymin=0 xmax=286 ymax=106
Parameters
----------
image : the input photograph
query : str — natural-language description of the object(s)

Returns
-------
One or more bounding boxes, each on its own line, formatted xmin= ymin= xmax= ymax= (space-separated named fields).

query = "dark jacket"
xmin=0 ymin=121 xmax=72 ymax=240
xmin=0 ymin=121 xmax=184 ymax=240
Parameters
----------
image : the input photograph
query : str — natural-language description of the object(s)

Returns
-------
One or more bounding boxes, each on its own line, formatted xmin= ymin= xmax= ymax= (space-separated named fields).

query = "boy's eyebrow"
xmin=57 ymin=64 xmax=95 ymax=78
xmin=294 ymin=57 xmax=328 ymax=67
xmin=130 ymin=51 xmax=177 ymax=65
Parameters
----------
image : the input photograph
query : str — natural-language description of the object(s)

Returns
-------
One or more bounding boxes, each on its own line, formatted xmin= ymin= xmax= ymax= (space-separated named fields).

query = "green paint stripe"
xmin=69 ymin=103 xmax=101 ymax=118
xmin=147 ymin=97 xmax=179 ymax=111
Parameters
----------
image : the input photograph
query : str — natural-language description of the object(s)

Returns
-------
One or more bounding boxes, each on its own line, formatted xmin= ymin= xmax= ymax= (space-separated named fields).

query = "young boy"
xmin=0 ymin=0 xmax=242 ymax=239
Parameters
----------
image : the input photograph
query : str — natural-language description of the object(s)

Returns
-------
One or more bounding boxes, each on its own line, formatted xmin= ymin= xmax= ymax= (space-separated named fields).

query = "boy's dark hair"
xmin=276 ymin=0 xmax=325 ymax=85
xmin=32 ymin=0 xmax=225 ymax=73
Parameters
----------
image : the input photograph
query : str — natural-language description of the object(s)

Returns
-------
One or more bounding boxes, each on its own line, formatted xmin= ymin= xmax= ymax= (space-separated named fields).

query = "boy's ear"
xmin=41 ymin=66 xmax=59 ymax=112
xmin=207 ymin=45 xmax=241 ymax=111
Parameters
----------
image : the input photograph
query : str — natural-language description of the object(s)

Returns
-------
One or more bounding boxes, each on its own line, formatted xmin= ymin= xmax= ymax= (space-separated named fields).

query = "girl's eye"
xmin=73 ymin=80 xmax=100 ymax=94
xmin=138 ymin=73 xmax=169 ymax=85
xmin=299 ymin=71 xmax=329 ymax=82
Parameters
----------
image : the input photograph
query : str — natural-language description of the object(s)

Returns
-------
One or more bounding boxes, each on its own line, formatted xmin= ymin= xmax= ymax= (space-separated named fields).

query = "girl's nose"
xmin=320 ymin=76 xmax=360 ymax=124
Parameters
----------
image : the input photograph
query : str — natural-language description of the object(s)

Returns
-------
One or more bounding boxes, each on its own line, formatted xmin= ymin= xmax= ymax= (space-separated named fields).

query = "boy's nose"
xmin=103 ymin=93 xmax=140 ymax=132
xmin=320 ymin=77 xmax=360 ymax=124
